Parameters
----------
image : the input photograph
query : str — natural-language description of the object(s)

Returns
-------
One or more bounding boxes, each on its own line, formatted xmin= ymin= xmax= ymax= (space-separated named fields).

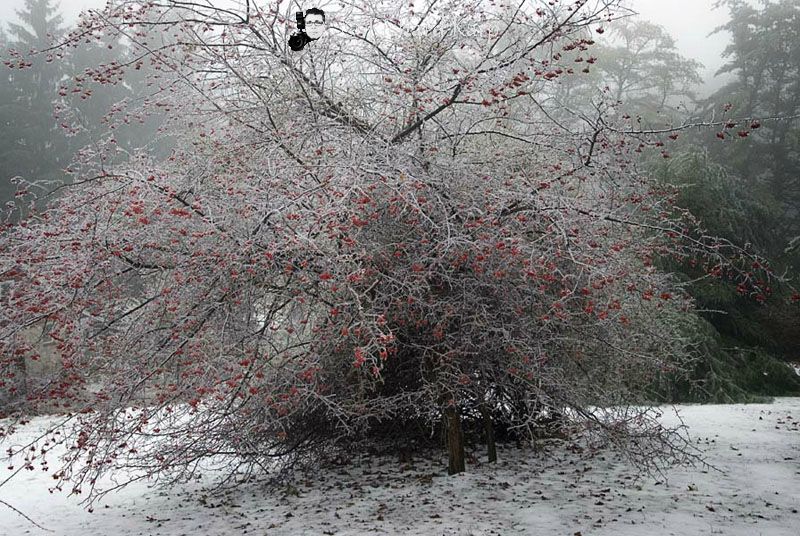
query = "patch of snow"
xmin=2 ymin=399 xmax=800 ymax=535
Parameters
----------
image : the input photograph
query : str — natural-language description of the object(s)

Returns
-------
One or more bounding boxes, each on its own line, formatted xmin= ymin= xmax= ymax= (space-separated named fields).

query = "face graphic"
xmin=305 ymin=13 xmax=325 ymax=40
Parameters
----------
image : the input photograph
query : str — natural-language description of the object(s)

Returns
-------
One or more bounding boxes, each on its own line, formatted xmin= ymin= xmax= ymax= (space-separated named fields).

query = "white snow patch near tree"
xmin=2 ymin=399 xmax=800 ymax=535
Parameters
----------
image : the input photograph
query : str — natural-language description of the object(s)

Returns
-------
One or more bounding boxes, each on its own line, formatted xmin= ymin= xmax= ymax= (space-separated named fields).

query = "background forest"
xmin=1 ymin=0 xmax=798 ymax=410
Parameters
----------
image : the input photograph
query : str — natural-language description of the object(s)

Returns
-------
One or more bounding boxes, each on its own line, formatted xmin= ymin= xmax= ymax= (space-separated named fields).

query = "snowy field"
xmin=2 ymin=398 xmax=799 ymax=536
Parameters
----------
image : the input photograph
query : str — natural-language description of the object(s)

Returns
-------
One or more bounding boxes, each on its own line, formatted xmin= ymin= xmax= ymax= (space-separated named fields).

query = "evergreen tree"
xmin=598 ymin=19 xmax=703 ymax=121
xmin=644 ymin=149 xmax=800 ymax=400
xmin=549 ymin=18 xmax=703 ymax=126
xmin=705 ymin=0 xmax=800 ymax=236
xmin=0 ymin=25 xmax=19 ymax=209
xmin=1 ymin=0 xmax=70 ymax=221
xmin=635 ymin=0 xmax=800 ymax=402
xmin=700 ymin=0 xmax=800 ymax=359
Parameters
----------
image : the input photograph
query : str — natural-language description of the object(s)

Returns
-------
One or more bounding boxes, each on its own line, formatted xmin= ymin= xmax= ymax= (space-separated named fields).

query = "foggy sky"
xmin=1 ymin=0 xmax=736 ymax=96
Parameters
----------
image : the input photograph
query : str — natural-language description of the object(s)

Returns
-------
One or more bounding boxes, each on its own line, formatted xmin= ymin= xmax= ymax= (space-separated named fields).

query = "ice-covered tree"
xmin=0 ymin=0 xmax=793 ymax=504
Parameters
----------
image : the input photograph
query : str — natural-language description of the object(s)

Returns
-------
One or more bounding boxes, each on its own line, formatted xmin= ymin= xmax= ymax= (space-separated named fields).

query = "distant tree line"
xmin=610 ymin=0 xmax=800 ymax=401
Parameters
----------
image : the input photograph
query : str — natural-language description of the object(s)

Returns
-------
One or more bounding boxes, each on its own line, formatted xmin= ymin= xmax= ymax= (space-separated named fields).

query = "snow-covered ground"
xmin=2 ymin=398 xmax=799 ymax=536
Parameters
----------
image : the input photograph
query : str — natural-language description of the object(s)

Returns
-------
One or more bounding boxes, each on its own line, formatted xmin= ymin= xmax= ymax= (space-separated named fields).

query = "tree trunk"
xmin=445 ymin=405 xmax=465 ymax=475
xmin=479 ymin=402 xmax=497 ymax=463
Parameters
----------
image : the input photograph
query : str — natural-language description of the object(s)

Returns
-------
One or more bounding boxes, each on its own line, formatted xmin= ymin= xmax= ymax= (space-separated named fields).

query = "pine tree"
xmin=707 ymin=0 xmax=800 ymax=234
xmin=0 ymin=25 xmax=19 ymax=208
xmin=1 ymin=0 xmax=69 ymax=221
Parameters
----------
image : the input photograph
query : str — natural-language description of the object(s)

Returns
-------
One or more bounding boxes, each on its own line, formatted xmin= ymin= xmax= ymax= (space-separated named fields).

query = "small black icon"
xmin=289 ymin=8 xmax=326 ymax=52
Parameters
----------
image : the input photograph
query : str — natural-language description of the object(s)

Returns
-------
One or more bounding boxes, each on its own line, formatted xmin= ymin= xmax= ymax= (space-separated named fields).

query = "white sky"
xmin=1 ymin=0 xmax=737 ymax=96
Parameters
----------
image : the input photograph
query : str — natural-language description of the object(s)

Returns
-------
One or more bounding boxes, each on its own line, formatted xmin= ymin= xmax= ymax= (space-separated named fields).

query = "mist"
xmin=1 ymin=0 xmax=737 ymax=97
